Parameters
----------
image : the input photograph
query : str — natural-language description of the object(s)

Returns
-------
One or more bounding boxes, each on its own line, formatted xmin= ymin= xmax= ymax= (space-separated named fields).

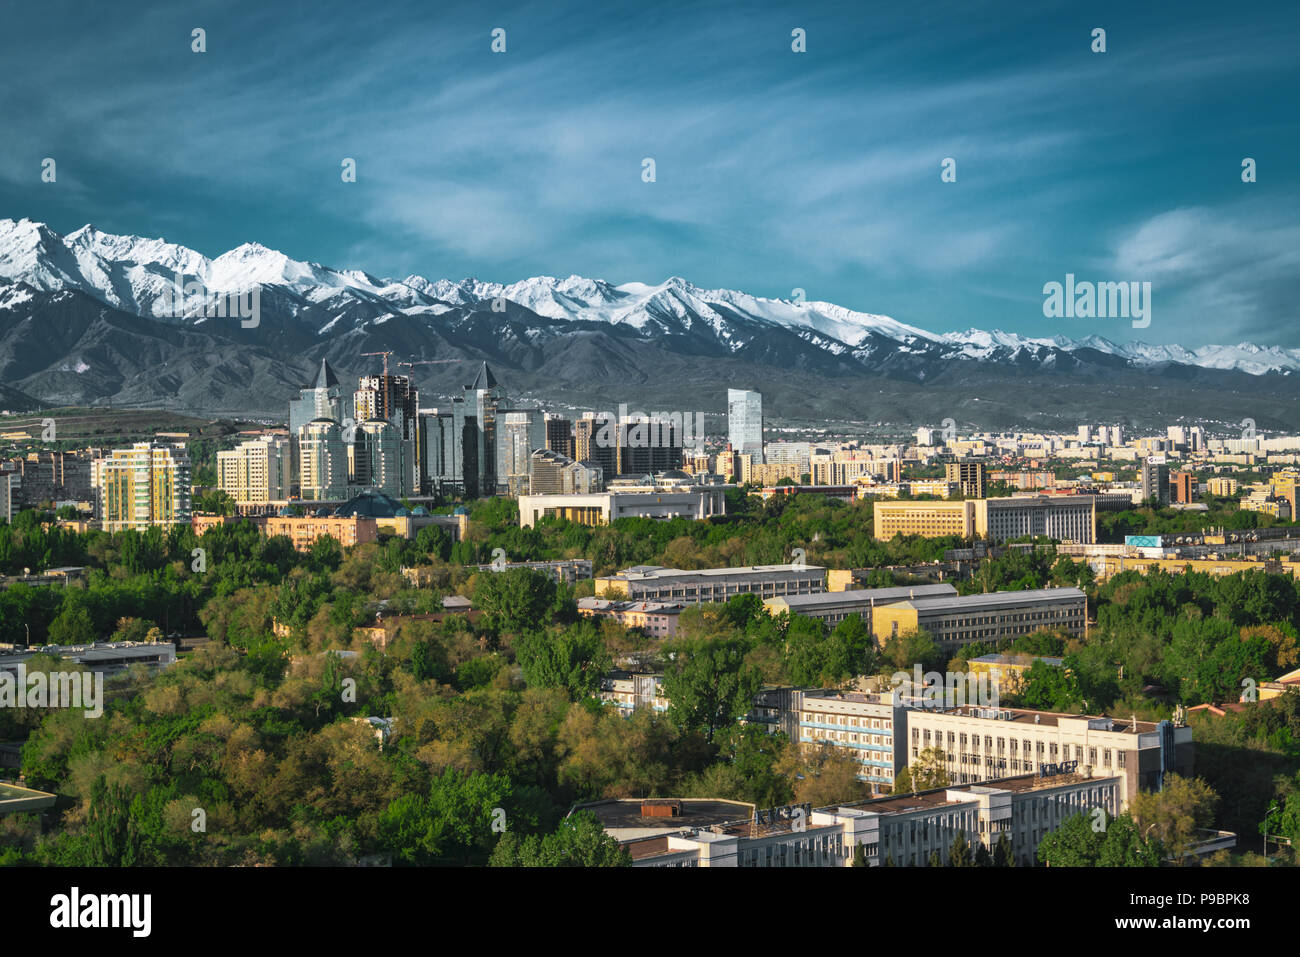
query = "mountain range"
xmin=1 ymin=217 xmax=1296 ymax=430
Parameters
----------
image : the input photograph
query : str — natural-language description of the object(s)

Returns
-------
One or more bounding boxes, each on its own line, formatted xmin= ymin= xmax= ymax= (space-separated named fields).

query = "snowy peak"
xmin=0 ymin=218 xmax=1296 ymax=376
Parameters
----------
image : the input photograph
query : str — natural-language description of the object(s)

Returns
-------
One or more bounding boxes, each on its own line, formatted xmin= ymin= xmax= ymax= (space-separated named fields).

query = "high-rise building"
xmin=452 ymin=363 xmax=505 ymax=498
xmin=288 ymin=360 xmax=344 ymax=484
xmin=1141 ymin=456 xmax=1170 ymax=505
xmin=945 ymin=461 xmax=987 ymax=498
xmin=354 ymin=374 xmax=418 ymax=440
xmin=545 ymin=415 xmax=574 ymax=459
xmin=575 ymin=413 xmax=617 ymax=479
xmin=1171 ymin=471 xmax=1195 ymax=504
xmin=727 ymin=389 xmax=764 ymax=462
xmin=500 ymin=410 xmax=545 ymax=495
xmin=298 ymin=419 xmax=349 ymax=500
xmin=352 ymin=420 xmax=406 ymax=497
xmin=97 ymin=443 xmax=192 ymax=531
xmin=530 ymin=449 xmax=602 ymax=494
xmin=616 ymin=415 xmax=684 ymax=475
xmin=217 ymin=436 xmax=290 ymax=505
xmin=1077 ymin=425 xmax=1091 ymax=444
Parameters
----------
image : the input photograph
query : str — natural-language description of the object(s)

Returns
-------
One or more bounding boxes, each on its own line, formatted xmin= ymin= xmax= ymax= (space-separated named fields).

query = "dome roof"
xmin=332 ymin=490 xmax=405 ymax=518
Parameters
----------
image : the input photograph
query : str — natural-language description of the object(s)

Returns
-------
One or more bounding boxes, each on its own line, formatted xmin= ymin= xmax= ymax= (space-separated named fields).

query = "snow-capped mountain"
xmin=2 ymin=217 xmax=1296 ymax=374
xmin=1 ymin=217 xmax=1298 ymax=425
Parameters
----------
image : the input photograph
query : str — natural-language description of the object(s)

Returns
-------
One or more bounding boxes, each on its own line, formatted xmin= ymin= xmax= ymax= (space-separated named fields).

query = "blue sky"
xmin=2 ymin=0 xmax=1297 ymax=347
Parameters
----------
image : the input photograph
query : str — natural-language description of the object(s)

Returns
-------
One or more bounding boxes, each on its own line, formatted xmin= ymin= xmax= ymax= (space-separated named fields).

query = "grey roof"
xmin=468 ymin=361 xmax=497 ymax=391
xmin=311 ymin=358 xmax=339 ymax=390
xmin=898 ymin=587 xmax=1087 ymax=612
xmin=770 ymin=583 xmax=957 ymax=608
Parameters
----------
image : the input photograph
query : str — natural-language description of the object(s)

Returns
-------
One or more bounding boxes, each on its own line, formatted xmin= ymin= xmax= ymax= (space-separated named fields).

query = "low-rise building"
xmin=623 ymin=771 xmax=1122 ymax=868
xmin=871 ymin=587 xmax=1087 ymax=651
xmin=905 ymin=705 xmax=1194 ymax=806
xmin=596 ymin=563 xmax=825 ymax=602
xmin=578 ymin=598 xmax=686 ymax=637
xmin=517 ymin=487 xmax=726 ymax=528
xmin=763 ymin=583 xmax=957 ymax=629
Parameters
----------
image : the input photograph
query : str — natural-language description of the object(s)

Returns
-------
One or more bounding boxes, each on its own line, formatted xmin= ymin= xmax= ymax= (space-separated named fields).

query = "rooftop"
xmin=768 ymin=583 xmax=957 ymax=608
xmin=608 ymin=563 xmax=824 ymax=581
xmin=894 ymin=586 xmax=1086 ymax=612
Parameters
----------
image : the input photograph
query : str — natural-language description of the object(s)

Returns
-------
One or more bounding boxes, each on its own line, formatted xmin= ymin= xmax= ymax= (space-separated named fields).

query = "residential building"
xmin=966 ymin=653 xmax=1065 ymax=695
xmin=298 ymin=419 xmax=349 ymax=500
xmin=264 ymin=514 xmax=379 ymax=551
xmin=945 ymin=461 xmax=987 ymax=498
xmin=217 ymin=435 xmax=290 ymax=505
xmin=96 ymin=443 xmax=191 ymax=532
xmin=529 ymin=449 xmax=603 ymax=494
xmin=1141 ymin=456 xmax=1170 ymax=505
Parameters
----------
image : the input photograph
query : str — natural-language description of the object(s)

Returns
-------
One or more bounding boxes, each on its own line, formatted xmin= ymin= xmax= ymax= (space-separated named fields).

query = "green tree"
xmin=662 ymin=636 xmax=761 ymax=743
xmin=514 ymin=622 xmax=611 ymax=701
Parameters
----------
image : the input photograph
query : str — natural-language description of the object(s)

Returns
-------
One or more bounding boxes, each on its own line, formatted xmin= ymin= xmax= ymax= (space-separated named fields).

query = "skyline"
xmin=2 ymin=0 xmax=1297 ymax=349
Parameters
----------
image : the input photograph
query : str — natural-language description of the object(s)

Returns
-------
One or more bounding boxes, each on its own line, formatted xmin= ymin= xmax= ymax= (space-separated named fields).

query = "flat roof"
xmin=769 ymin=584 xmax=957 ymax=608
xmin=914 ymin=704 xmax=1159 ymax=734
xmin=606 ymin=563 xmax=824 ymax=581
xmin=892 ymin=587 xmax=1086 ymax=612
xmin=575 ymin=798 xmax=753 ymax=833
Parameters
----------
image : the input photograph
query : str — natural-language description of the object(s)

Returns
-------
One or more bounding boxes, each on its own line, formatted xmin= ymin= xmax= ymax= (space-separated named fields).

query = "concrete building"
xmin=0 ymin=640 xmax=176 ymax=677
xmin=798 ymin=689 xmax=908 ymax=792
xmin=763 ymin=583 xmax=958 ymax=629
xmin=351 ymin=419 xmax=408 ymax=497
xmin=529 ymin=449 xmax=602 ymax=495
xmin=1141 ymin=456 xmax=1170 ymax=505
xmin=905 ymin=705 xmax=1193 ymax=806
xmin=577 ymin=598 xmax=686 ymax=637
xmin=96 ymin=443 xmax=191 ymax=532
xmin=597 ymin=563 xmax=824 ymax=602
xmin=217 ymin=435 xmax=290 ymax=505
xmin=517 ymin=486 xmax=726 ymax=528
xmin=945 ymin=461 xmax=987 ymax=498
xmin=287 ymin=359 xmax=344 ymax=482
xmin=871 ymin=496 xmax=1096 ymax=544
xmin=264 ymin=514 xmax=379 ymax=551
xmin=966 ymin=653 xmax=1065 ymax=695
xmin=624 ymin=772 xmax=1122 ymax=868
xmin=870 ymin=587 xmax=1087 ymax=651
xmin=475 ymin=558 xmax=593 ymax=583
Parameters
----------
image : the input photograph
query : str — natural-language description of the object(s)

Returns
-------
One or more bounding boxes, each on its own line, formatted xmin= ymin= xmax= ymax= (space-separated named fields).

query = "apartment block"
xmin=96 ymin=443 xmax=192 ymax=532
xmin=217 ymin=435 xmax=290 ymax=505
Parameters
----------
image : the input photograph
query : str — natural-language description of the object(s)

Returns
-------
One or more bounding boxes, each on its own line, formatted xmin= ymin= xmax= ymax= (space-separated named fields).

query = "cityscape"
xmin=1 ymin=0 xmax=1294 ymax=938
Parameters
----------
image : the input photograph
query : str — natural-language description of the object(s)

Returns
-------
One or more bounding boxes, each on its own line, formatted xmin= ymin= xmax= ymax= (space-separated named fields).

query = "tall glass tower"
xmin=727 ymin=388 xmax=764 ymax=462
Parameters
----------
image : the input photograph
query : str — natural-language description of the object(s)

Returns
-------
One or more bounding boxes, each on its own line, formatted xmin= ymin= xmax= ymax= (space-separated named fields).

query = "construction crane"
xmin=397 ymin=359 xmax=463 ymax=370
xmin=361 ymin=350 xmax=395 ymax=377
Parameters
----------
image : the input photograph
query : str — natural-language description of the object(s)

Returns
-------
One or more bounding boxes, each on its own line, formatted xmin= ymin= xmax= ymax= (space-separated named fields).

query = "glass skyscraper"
xmin=727 ymin=388 xmax=764 ymax=462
